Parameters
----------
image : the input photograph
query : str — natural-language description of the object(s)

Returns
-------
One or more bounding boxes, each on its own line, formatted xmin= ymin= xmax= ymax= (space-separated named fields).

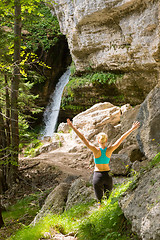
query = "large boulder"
xmin=65 ymin=178 xmax=95 ymax=210
xmin=32 ymin=183 xmax=70 ymax=225
xmin=119 ymin=144 xmax=144 ymax=163
xmin=109 ymin=154 xmax=131 ymax=175
xmin=119 ymin=166 xmax=160 ymax=240
xmin=120 ymin=105 xmax=140 ymax=147
xmin=136 ymin=84 xmax=160 ymax=160
xmin=72 ymin=102 xmax=131 ymax=141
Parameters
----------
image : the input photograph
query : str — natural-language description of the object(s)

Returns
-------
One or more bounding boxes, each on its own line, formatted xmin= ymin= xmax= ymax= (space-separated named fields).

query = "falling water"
xmin=42 ymin=68 xmax=71 ymax=137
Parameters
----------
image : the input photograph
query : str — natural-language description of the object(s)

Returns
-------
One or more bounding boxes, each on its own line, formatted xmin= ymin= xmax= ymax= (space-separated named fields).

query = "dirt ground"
xmin=1 ymin=134 xmax=96 ymax=239
xmin=4 ymin=137 xmax=93 ymax=203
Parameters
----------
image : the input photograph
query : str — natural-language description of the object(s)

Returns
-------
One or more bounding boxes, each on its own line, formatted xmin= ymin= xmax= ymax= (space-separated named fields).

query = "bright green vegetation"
xmin=1 ymin=193 xmax=41 ymax=240
xmin=3 ymin=154 xmax=160 ymax=240
xmin=23 ymin=139 xmax=42 ymax=157
xmin=3 ymin=193 xmax=40 ymax=224
xmin=61 ymin=69 xmax=124 ymax=110
xmin=22 ymin=3 xmax=62 ymax=51
xmin=147 ymin=152 xmax=160 ymax=169
xmin=7 ymin=180 xmax=139 ymax=240
xmin=68 ymin=70 xmax=123 ymax=92
xmin=0 ymin=1 xmax=62 ymax=149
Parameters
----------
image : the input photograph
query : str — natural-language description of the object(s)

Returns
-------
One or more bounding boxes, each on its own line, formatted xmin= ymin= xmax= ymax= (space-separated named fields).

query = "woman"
xmin=67 ymin=119 xmax=140 ymax=208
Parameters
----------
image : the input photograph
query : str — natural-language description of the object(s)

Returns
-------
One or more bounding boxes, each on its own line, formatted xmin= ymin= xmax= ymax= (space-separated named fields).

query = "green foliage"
xmin=2 ymin=192 xmax=41 ymax=240
xmin=18 ymin=78 xmax=42 ymax=113
xmin=3 ymin=193 xmax=40 ymax=222
xmin=89 ymin=72 xmax=119 ymax=85
xmin=148 ymin=152 xmax=160 ymax=168
xmin=61 ymin=71 xmax=123 ymax=110
xmin=0 ymin=1 xmax=60 ymax=155
xmin=8 ymin=180 xmax=139 ymax=240
xmin=77 ymin=181 xmax=136 ymax=240
xmin=142 ymin=152 xmax=160 ymax=171
xmin=70 ymin=61 xmax=76 ymax=76
xmin=9 ymin=201 xmax=95 ymax=240
xmin=23 ymin=139 xmax=42 ymax=157
xmin=22 ymin=2 xmax=62 ymax=51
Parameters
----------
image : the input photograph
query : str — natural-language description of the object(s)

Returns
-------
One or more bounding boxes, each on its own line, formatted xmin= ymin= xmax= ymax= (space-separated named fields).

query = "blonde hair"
xmin=97 ymin=132 xmax=108 ymax=143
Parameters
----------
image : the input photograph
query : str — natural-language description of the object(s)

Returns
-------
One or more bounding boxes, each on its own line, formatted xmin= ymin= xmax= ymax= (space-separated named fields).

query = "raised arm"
xmin=67 ymin=119 xmax=98 ymax=153
xmin=109 ymin=121 xmax=140 ymax=153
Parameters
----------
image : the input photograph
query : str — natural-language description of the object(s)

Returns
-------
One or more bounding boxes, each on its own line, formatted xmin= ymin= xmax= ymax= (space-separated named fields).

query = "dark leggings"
xmin=93 ymin=171 xmax=113 ymax=203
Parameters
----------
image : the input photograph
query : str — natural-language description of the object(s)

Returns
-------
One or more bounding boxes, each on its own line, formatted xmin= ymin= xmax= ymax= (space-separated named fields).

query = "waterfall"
xmin=42 ymin=68 xmax=70 ymax=137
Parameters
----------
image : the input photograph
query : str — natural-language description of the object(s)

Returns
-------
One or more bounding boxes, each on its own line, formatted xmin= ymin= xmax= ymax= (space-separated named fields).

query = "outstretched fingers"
xmin=132 ymin=121 xmax=140 ymax=130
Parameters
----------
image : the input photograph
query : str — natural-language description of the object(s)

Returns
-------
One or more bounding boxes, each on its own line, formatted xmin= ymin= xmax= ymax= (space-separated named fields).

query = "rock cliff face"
xmin=119 ymin=166 xmax=160 ymax=240
xmin=52 ymin=0 xmax=160 ymax=104
xmin=137 ymin=84 xmax=160 ymax=160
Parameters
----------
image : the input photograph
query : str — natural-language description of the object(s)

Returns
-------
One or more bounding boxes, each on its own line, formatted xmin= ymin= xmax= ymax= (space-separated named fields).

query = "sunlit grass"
xmin=77 ymin=180 xmax=138 ymax=240
xmin=8 ymin=180 xmax=140 ymax=240
xmin=3 ymin=193 xmax=40 ymax=223
xmin=9 ymin=201 xmax=95 ymax=240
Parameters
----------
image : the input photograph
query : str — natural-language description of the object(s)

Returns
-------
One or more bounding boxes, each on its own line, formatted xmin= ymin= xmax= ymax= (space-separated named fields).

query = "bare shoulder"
xmin=89 ymin=143 xmax=99 ymax=153
xmin=106 ymin=145 xmax=115 ymax=157
xmin=86 ymin=142 xmax=99 ymax=156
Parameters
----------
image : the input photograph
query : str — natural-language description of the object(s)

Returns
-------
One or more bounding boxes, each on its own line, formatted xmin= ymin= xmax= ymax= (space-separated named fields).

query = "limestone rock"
xmin=57 ymin=122 xmax=70 ymax=133
xmin=32 ymin=183 xmax=70 ymax=225
xmin=72 ymin=102 xmax=121 ymax=141
xmin=140 ymin=203 xmax=160 ymax=240
xmin=120 ymin=105 xmax=140 ymax=147
xmin=119 ymin=166 xmax=160 ymax=240
xmin=109 ymin=154 xmax=131 ymax=175
xmin=131 ymin=161 xmax=142 ymax=172
xmin=52 ymin=0 xmax=159 ymax=104
xmin=53 ymin=234 xmax=77 ymax=240
xmin=65 ymin=178 xmax=95 ymax=210
xmin=119 ymin=144 xmax=144 ymax=162
xmin=36 ymin=142 xmax=59 ymax=155
xmin=136 ymin=84 xmax=160 ymax=159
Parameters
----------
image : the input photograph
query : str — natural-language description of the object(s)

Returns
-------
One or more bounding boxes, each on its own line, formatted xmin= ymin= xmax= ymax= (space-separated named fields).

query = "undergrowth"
xmin=8 ymin=180 xmax=139 ymax=240
xmin=4 ymin=155 xmax=159 ymax=240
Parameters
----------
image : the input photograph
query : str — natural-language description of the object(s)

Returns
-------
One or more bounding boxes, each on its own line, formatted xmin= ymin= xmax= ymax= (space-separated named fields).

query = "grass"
xmin=77 ymin=181 xmax=138 ymax=240
xmin=8 ymin=201 xmax=95 ymax=240
xmin=3 ymin=193 xmax=40 ymax=223
xmin=1 ymin=193 xmax=41 ymax=240
xmin=147 ymin=152 xmax=160 ymax=168
xmin=7 ymin=179 xmax=140 ymax=240
xmin=3 ymin=153 xmax=159 ymax=240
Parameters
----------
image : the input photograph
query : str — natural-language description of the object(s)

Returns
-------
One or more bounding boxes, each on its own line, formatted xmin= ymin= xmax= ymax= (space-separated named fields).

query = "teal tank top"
xmin=94 ymin=147 xmax=110 ymax=164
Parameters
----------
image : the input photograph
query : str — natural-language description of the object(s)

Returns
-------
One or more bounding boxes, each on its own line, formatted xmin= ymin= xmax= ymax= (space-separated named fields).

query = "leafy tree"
xmin=0 ymin=0 xmax=58 ymax=198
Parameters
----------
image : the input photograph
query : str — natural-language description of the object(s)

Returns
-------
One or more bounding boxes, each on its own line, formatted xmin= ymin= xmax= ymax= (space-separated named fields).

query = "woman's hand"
xmin=67 ymin=118 xmax=73 ymax=128
xmin=131 ymin=121 xmax=140 ymax=131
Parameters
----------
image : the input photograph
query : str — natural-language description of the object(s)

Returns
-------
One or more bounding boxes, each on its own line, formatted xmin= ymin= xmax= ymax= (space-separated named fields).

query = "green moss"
xmin=61 ymin=71 xmax=124 ymax=110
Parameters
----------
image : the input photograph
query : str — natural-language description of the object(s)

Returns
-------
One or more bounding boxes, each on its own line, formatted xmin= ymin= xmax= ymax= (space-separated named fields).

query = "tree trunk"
xmin=0 ymin=206 xmax=4 ymax=228
xmin=0 ymin=107 xmax=7 ymax=228
xmin=10 ymin=0 xmax=21 ymax=185
xmin=5 ymin=73 xmax=11 ymax=147
xmin=4 ymin=73 xmax=12 ymax=189
xmin=0 ymin=106 xmax=7 ymax=191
